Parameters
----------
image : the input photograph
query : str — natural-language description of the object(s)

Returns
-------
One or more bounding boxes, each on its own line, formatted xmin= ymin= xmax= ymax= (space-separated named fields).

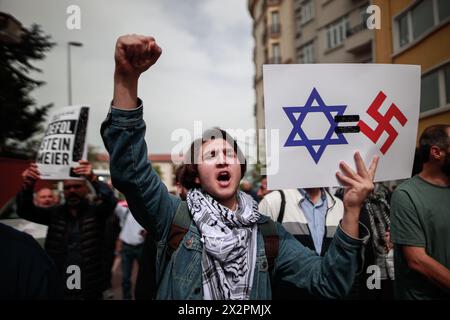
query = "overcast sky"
xmin=0 ymin=0 xmax=256 ymax=159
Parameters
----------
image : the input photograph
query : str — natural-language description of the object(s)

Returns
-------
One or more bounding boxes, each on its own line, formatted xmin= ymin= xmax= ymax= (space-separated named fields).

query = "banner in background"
xmin=36 ymin=106 xmax=89 ymax=180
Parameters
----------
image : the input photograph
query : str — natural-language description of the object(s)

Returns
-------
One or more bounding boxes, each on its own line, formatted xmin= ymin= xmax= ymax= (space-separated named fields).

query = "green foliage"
xmin=153 ymin=164 xmax=162 ymax=177
xmin=0 ymin=24 xmax=55 ymax=158
xmin=87 ymin=144 xmax=99 ymax=163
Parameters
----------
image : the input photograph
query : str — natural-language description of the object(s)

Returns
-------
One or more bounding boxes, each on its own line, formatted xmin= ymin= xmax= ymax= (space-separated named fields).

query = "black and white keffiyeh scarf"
xmin=364 ymin=183 xmax=392 ymax=279
xmin=186 ymin=188 xmax=261 ymax=300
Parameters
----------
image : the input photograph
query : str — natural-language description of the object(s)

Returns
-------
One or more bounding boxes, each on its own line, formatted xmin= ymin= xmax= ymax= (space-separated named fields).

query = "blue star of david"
xmin=284 ymin=87 xmax=348 ymax=163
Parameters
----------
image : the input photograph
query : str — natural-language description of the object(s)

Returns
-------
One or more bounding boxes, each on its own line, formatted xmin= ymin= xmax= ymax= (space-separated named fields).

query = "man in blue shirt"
xmin=260 ymin=187 xmax=344 ymax=299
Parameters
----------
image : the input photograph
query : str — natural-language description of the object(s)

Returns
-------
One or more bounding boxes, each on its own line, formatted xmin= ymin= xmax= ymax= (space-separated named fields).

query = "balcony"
xmin=268 ymin=23 xmax=281 ymax=38
xmin=265 ymin=0 xmax=282 ymax=7
xmin=267 ymin=56 xmax=282 ymax=64
xmin=344 ymin=23 xmax=373 ymax=55
xmin=262 ymin=0 xmax=282 ymax=13
xmin=262 ymin=24 xmax=281 ymax=43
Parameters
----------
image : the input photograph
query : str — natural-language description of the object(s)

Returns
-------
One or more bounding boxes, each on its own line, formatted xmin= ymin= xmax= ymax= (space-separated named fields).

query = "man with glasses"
xmin=16 ymin=160 xmax=117 ymax=299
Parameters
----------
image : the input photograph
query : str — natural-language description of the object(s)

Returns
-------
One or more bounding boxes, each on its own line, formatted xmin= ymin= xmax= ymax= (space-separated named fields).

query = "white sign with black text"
xmin=36 ymin=105 xmax=89 ymax=180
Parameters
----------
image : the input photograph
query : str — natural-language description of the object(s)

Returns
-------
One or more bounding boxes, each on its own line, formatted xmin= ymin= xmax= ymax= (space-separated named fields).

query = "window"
xmin=272 ymin=11 xmax=279 ymax=24
xmin=438 ymin=0 xmax=450 ymax=21
xmin=272 ymin=43 xmax=281 ymax=63
xmin=327 ymin=31 xmax=331 ymax=49
xmin=360 ymin=6 xmax=371 ymax=27
xmin=301 ymin=1 xmax=315 ymax=24
xmin=420 ymin=64 xmax=450 ymax=113
xmin=301 ymin=42 xmax=314 ymax=63
xmin=396 ymin=0 xmax=450 ymax=49
xmin=445 ymin=65 xmax=450 ymax=104
xmin=326 ymin=17 xmax=348 ymax=49
xmin=421 ymin=71 xmax=440 ymax=112
xmin=411 ymin=0 xmax=434 ymax=39
xmin=399 ymin=14 xmax=409 ymax=47
xmin=271 ymin=10 xmax=280 ymax=32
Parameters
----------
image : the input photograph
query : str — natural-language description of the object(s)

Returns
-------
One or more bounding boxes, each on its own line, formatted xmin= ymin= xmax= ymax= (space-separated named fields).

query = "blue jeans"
xmin=121 ymin=242 xmax=143 ymax=300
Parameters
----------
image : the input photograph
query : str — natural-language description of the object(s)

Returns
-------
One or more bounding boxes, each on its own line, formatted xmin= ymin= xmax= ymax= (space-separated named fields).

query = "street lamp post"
xmin=67 ymin=41 xmax=83 ymax=105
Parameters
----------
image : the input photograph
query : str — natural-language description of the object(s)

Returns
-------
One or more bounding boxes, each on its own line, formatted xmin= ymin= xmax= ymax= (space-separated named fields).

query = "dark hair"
xmin=180 ymin=128 xmax=247 ymax=189
xmin=174 ymin=164 xmax=185 ymax=184
xmin=418 ymin=125 xmax=450 ymax=163
xmin=412 ymin=148 xmax=423 ymax=176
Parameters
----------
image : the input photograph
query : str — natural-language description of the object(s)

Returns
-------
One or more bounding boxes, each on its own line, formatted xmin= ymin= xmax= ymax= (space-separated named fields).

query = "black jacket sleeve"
xmin=90 ymin=180 xmax=117 ymax=218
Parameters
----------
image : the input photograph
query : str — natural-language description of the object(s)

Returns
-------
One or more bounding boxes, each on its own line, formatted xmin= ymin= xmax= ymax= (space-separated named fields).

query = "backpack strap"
xmin=276 ymin=190 xmax=286 ymax=223
xmin=259 ymin=219 xmax=279 ymax=274
xmin=167 ymin=201 xmax=191 ymax=256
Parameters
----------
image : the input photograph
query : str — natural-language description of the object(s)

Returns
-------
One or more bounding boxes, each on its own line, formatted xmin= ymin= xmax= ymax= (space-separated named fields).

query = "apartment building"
xmin=294 ymin=0 xmax=373 ymax=64
xmin=248 ymin=0 xmax=297 ymax=166
xmin=249 ymin=0 xmax=374 ymax=163
xmin=373 ymin=0 xmax=450 ymax=138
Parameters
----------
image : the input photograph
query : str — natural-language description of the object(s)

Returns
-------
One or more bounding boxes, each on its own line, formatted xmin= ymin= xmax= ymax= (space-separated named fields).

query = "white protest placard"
xmin=36 ymin=106 xmax=89 ymax=180
xmin=263 ymin=64 xmax=421 ymax=189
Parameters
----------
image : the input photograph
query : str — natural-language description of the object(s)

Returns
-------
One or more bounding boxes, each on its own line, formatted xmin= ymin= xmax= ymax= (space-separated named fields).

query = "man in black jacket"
xmin=16 ymin=160 xmax=117 ymax=299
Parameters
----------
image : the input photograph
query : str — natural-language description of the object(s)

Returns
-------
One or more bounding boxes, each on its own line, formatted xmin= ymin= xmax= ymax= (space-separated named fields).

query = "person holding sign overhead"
xmin=16 ymin=160 xmax=117 ymax=299
xmin=101 ymin=34 xmax=379 ymax=300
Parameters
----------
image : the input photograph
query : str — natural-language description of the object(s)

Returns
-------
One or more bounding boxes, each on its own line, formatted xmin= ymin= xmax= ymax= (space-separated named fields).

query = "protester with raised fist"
xmin=101 ymin=34 xmax=379 ymax=300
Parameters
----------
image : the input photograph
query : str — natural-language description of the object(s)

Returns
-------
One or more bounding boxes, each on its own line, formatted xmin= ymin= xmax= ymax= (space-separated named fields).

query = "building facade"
xmin=248 ymin=0 xmax=375 ymax=164
xmin=373 ymin=0 xmax=450 ymax=138
xmin=248 ymin=0 xmax=297 ymax=166
xmin=294 ymin=0 xmax=373 ymax=64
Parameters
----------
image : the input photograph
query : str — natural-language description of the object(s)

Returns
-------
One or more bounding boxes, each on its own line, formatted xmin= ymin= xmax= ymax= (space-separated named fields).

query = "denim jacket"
xmin=100 ymin=103 xmax=369 ymax=300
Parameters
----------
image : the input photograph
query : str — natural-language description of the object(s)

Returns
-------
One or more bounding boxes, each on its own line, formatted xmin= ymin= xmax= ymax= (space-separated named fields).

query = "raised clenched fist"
xmin=114 ymin=34 xmax=162 ymax=79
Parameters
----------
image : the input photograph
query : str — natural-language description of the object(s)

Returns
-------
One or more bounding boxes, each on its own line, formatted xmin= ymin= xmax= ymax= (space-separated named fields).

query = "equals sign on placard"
xmin=334 ymin=115 xmax=360 ymax=133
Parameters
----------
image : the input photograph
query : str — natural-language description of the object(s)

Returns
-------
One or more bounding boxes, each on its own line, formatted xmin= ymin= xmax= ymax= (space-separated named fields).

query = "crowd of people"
xmin=1 ymin=34 xmax=449 ymax=300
